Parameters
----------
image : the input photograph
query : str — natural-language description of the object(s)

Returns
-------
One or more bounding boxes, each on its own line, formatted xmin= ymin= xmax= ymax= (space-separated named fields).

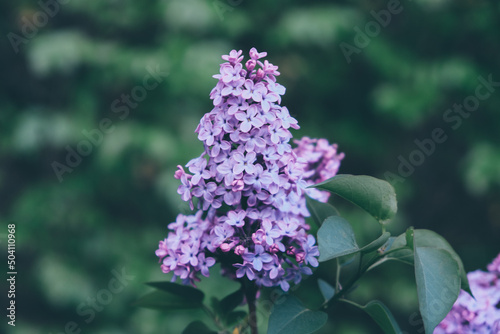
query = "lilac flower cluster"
xmin=156 ymin=48 xmax=344 ymax=291
xmin=435 ymin=253 xmax=500 ymax=334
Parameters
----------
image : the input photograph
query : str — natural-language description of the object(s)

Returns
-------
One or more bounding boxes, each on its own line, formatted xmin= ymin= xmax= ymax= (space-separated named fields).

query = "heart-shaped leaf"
xmin=306 ymin=195 xmax=340 ymax=226
xmin=414 ymin=247 xmax=461 ymax=334
xmin=311 ymin=174 xmax=397 ymax=224
xmin=342 ymin=299 xmax=402 ymax=334
xmin=413 ymin=230 xmax=470 ymax=295
xmin=317 ymin=216 xmax=359 ymax=262
xmin=267 ymin=295 xmax=327 ymax=334
xmin=386 ymin=230 xmax=470 ymax=294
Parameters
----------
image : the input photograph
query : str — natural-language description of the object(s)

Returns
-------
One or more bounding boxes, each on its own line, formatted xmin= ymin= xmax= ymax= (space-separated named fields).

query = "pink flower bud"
xmin=256 ymin=68 xmax=265 ymax=80
xmin=231 ymin=179 xmax=245 ymax=192
xmin=295 ymin=252 xmax=305 ymax=264
xmin=245 ymin=59 xmax=256 ymax=72
xmin=234 ymin=245 xmax=246 ymax=255
xmin=269 ymin=244 xmax=280 ymax=253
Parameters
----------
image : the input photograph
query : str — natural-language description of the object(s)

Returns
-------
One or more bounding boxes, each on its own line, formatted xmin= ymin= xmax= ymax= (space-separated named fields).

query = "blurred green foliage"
xmin=1 ymin=0 xmax=500 ymax=333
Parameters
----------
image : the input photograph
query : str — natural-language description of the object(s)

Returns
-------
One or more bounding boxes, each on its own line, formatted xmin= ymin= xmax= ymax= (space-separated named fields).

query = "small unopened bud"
xmin=269 ymin=244 xmax=280 ymax=253
xmin=231 ymin=179 xmax=245 ymax=192
xmin=245 ymin=59 xmax=256 ymax=72
xmin=256 ymin=68 xmax=265 ymax=80
xmin=295 ymin=252 xmax=305 ymax=264
xmin=234 ymin=245 xmax=246 ymax=255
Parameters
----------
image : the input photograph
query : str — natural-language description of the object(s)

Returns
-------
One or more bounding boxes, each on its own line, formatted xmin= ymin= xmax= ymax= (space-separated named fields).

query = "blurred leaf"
xmin=414 ymin=247 xmax=460 ymax=334
xmin=134 ymin=290 xmax=204 ymax=310
xmin=267 ymin=295 xmax=327 ymax=334
xmin=311 ymin=174 xmax=397 ymax=224
xmin=225 ymin=311 xmax=247 ymax=327
xmin=464 ymin=143 xmax=500 ymax=195
xmin=196 ymin=263 xmax=241 ymax=302
xmin=317 ymin=216 xmax=359 ymax=262
xmin=275 ymin=6 xmax=360 ymax=47
xmin=218 ymin=287 xmax=244 ymax=315
xmin=146 ymin=281 xmax=205 ymax=303
xmin=182 ymin=320 xmax=217 ymax=334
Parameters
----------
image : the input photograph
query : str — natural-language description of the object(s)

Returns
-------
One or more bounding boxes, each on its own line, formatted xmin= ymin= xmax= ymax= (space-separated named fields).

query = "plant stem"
xmin=244 ymin=281 xmax=258 ymax=334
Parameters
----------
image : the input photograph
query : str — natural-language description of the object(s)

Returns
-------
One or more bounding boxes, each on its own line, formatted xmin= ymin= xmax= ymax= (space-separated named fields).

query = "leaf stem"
xmin=335 ymin=258 xmax=341 ymax=292
xmin=337 ymin=298 xmax=361 ymax=308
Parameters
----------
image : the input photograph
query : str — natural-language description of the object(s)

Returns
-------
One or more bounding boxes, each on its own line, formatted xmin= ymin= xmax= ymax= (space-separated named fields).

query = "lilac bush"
xmin=435 ymin=253 xmax=500 ymax=334
xmin=155 ymin=48 xmax=344 ymax=291
xmin=145 ymin=48 xmax=471 ymax=334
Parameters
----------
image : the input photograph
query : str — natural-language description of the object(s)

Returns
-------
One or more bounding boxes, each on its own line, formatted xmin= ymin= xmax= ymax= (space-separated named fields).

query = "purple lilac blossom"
xmin=435 ymin=252 xmax=500 ymax=334
xmin=156 ymin=48 xmax=344 ymax=290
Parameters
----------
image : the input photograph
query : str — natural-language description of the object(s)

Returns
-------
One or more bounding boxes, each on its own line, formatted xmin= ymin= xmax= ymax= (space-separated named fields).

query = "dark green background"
xmin=1 ymin=0 xmax=499 ymax=333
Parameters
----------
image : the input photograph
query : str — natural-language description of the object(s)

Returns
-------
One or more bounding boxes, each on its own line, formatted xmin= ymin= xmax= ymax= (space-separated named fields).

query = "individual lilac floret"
xmin=434 ymin=252 xmax=500 ymax=334
xmin=156 ymin=48 xmax=344 ymax=291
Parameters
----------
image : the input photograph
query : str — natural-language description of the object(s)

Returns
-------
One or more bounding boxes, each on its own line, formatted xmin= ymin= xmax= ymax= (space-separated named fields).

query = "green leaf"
xmin=196 ymin=263 xmax=241 ymax=301
xmin=317 ymin=279 xmax=335 ymax=302
xmin=133 ymin=290 xmax=204 ymax=310
xmin=225 ymin=310 xmax=247 ymax=326
xmin=311 ymin=174 xmax=397 ymax=224
xmin=383 ymin=248 xmax=414 ymax=265
xmin=380 ymin=234 xmax=414 ymax=265
xmin=360 ymin=232 xmax=391 ymax=254
xmin=306 ymin=195 xmax=339 ymax=226
xmin=405 ymin=227 xmax=414 ymax=250
xmin=342 ymin=299 xmax=402 ymax=334
xmin=413 ymin=230 xmax=471 ymax=295
xmin=182 ymin=321 xmax=217 ymax=334
xmin=362 ymin=301 xmax=402 ymax=334
xmin=146 ymin=281 xmax=204 ymax=303
xmin=317 ymin=216 xmax=359 ymax=262
xmin=414 ymin=247 xmax=461 ymax=334
xmin=218 ymin=287 xmax=244 ymax=314
xmin=386 ymin=230 xmax=470 ymax=295
xmin=267 ymin=295 xmax=327 ymax=334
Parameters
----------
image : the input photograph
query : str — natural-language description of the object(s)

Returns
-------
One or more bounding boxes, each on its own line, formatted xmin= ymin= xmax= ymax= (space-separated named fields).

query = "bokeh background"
xmin=1 ymin=0 xmax=500 ymax=333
